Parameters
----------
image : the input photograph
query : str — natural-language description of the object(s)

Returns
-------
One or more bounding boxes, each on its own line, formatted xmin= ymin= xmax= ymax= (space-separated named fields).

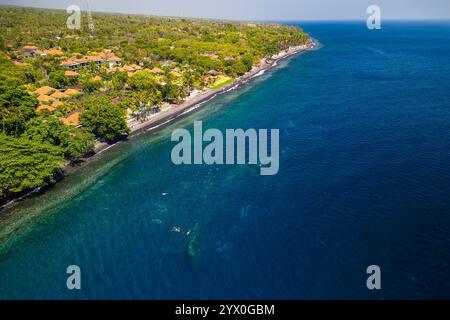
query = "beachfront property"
xmin=61 ymin=110 xmax=81 ymax=126
xmin=21 ymin=45 xmax=38 ymax=58
xmin=60 ymin=50 xmax=122 ymax=70
xmin=33 ymin=86 xmax=80 ymax=115
xmin=21 ymin=45 xmax=64 ymax=58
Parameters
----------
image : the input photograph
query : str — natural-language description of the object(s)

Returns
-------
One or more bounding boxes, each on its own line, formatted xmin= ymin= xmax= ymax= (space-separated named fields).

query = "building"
xmin=52 ymin=101 xmax=64 ymax=108
xmin=44 ymin=49 xmax=64 ymax=56
xmin=149 ymin=67 xmax=164 ymax=74
xmin=63 ymin=88 xmax=81 ymax=97
xmin=60 ymin=51 xmax=121 ymax=70
xmin=22 ymin=45 xmax=38 ymax=58
xmin=22 ymin=46 xmax=63 ymax=58
xmin=50 ymin=91 xmax=69 ymax=101
xmin=208 ymin=70 xmax=220 ymax=76
xmin=34 ymin=86 xmax=55 ymax=96
xmin=61 ymin=110 xmax=81 ymax=126
xmin=36 ymin=105 xmax=55 ymax=112
xmin=170 ymin=71 xmax=182 ymax=78
xmin=65 ymin=70 xmax=80 ymax=77
xmin=37 ymin=95 xmax=54 ymax=104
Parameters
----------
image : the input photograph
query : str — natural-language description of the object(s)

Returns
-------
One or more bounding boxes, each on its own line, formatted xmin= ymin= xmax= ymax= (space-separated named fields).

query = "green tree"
xmin=0 ymin=84 xmax=37 ymax=136
xmin=0 ymin=134 xmax=65 ymax=195
xmin=24 ymin=114 xmax=95 ymax=159
xmin=111 ymin=72 xmax=128 ymax=90
xmin=162 ymin=82 xmax=184 ymax=103
xmin=80 ymin=96 xmax=130 ymax=142
xmin=80 ymin=77 xmax=101 ymax=94
xmin=48 ymin=70 xmax=77 ymax=89
xmin=64 ymin=127 xmax=95 ymax=159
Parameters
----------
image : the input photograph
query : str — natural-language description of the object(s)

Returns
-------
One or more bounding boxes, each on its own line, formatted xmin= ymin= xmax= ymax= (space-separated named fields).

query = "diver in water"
xmin=171 ymin=227 xmax=181 ymax=233
xmin=171 ymin=227 xmax=192 ymax=237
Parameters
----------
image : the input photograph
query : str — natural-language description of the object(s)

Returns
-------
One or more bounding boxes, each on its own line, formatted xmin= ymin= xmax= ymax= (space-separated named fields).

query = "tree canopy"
xmin=0 ymin=83 xmax=37 ymax=136
xmin=80 ymin=96 xmax=130 ymax=142
xmin=0 ymin=134 xmax=65 ymax=196
xmin=24 ymin=114 xmax=95 ymax=159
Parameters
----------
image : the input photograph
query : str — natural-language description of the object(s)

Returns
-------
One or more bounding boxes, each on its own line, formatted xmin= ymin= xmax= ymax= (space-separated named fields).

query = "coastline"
xmin=0 ymin=42 xmax=317 ymax=211
xmin=93 ymin=43 xmax=316 ymax=155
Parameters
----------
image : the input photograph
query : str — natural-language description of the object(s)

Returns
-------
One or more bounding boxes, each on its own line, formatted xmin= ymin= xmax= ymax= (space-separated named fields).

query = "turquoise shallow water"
xmin=1 ymin=22 xmax=450 ymax=299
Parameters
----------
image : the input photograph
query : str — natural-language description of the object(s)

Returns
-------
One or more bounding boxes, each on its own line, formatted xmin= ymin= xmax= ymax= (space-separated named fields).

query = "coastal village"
xmin=15 ymin=42 xmax=311 ymax=128
xmin=13 ymin=43 xmax=244 ymax=127
xmin=0 ymin=6 xmax=310 ymax=201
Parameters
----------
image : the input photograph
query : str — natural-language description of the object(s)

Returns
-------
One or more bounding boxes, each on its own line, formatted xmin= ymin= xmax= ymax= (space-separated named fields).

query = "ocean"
xmin=1 ymin=21 xmax=450 ymax=299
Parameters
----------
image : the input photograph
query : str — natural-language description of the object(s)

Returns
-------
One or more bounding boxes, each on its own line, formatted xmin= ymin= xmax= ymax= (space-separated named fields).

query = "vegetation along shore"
xmin=0 ymin=6 xmax=314 ymax=209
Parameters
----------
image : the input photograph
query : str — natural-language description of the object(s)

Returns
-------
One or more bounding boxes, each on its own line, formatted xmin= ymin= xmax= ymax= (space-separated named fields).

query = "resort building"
xmin=50 ymin=91 xmax=69 ymax=101
xmin=13 ymin=61 xmax=31 ymax=67
xmin=52 ymin=101 xmax=64 ymax=108
xmin=36 ymin=105 xmax=55 ymax=112
xmin=170 ymin=71 xmax=182 ymax=78
xmin=149 ymin=67 xmax=164 ymax=74
xmin=37 ymin=95 xmax=54 ymax=104
xmin=61 ymin=110 xmax=81 ymax=126
xmin=60 ymin=51 xmax=122 ymax=70
xmin=22 ymin=45 xmax=38 ymax=58
xmin=22 ymin=46 xmax=64 ymax=58
xmin=65 ymin=70 xmax=80 ymax=77
xmin=43 ymin=49 xmax=64 ymax=56
xmin=34 ymin=86 xmax=55 ymax=96
xmin=63 ymin=88 xmax=81 ymax=97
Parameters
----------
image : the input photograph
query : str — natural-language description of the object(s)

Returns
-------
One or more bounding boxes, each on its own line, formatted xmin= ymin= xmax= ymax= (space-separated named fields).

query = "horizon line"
xmin=1 ymin=4 xmax=450 ymax=23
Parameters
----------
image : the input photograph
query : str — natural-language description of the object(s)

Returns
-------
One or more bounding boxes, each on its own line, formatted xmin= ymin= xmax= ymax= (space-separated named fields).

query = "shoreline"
xmin=1 ymin=42 xmax=316 ymax=211
xmin=93 ymin=43 xmax=315 ymax=155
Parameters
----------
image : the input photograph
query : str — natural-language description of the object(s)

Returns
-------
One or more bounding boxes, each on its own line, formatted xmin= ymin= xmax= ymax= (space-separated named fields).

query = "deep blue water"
xmin=1 ymin=22 xmax=450 ymax=299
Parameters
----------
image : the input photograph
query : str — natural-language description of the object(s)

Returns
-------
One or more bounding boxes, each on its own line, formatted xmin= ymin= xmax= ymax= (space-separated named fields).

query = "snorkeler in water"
xmin=171 ymin=227 xmax=181 ymax=233
xmin=171 ymin=227 xmax=192 ymax=237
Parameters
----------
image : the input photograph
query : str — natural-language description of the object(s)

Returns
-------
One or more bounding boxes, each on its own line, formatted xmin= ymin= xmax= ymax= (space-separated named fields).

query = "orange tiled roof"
xmin=170 ymin=71 xmax=182 ymax=77
xmin=36 ymin=105 xmax=55 ymax=112
xmin=44 ymin=49 xmax=64 ymax=56
xmin=93 ymin=75 xmax=102 ymax=81
xmin=34 ymin=86 xmax=55 ymax=96
xmin=149 ymin=67 xmax=163 ymax=74
xmin=50 ymin=91 xmax=69 ymax=99
xmin=65 ymin=70 xmax=79 ymax=77
xmin=22 ymin=45 xmax=38 ymax=50
xmin=37 ymin=95 xmax=54 ymax=103
xmin=107 ymin=55 xmax=121 ymax=62
xmin=121 ymin=65 xmax=137 ymax=72
xmin=63 ymin=89 xmax=81 ymax=96
xmin=61 ymin=110 xmax=81 ymax=126
xmin=129 ymin=64 xmax=141 ymax=70
xmin=60 ymin=52 xmax=121 ymax=67
xmin=13 ymin=61 xmax=31 ymax=67
xmin=52 ymin=101 xmax=64 ymax=108
xmin=61 ymin=60 xmax=77 ymax=66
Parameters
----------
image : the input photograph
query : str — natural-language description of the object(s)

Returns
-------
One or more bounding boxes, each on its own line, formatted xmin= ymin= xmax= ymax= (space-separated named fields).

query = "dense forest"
xmin=0 ymin=5 xmax=309 ymax=202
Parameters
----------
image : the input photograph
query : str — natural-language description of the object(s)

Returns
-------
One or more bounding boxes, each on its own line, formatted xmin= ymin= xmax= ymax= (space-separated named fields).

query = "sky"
xmin=1 ymin=0 xmax=449 ymax=21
